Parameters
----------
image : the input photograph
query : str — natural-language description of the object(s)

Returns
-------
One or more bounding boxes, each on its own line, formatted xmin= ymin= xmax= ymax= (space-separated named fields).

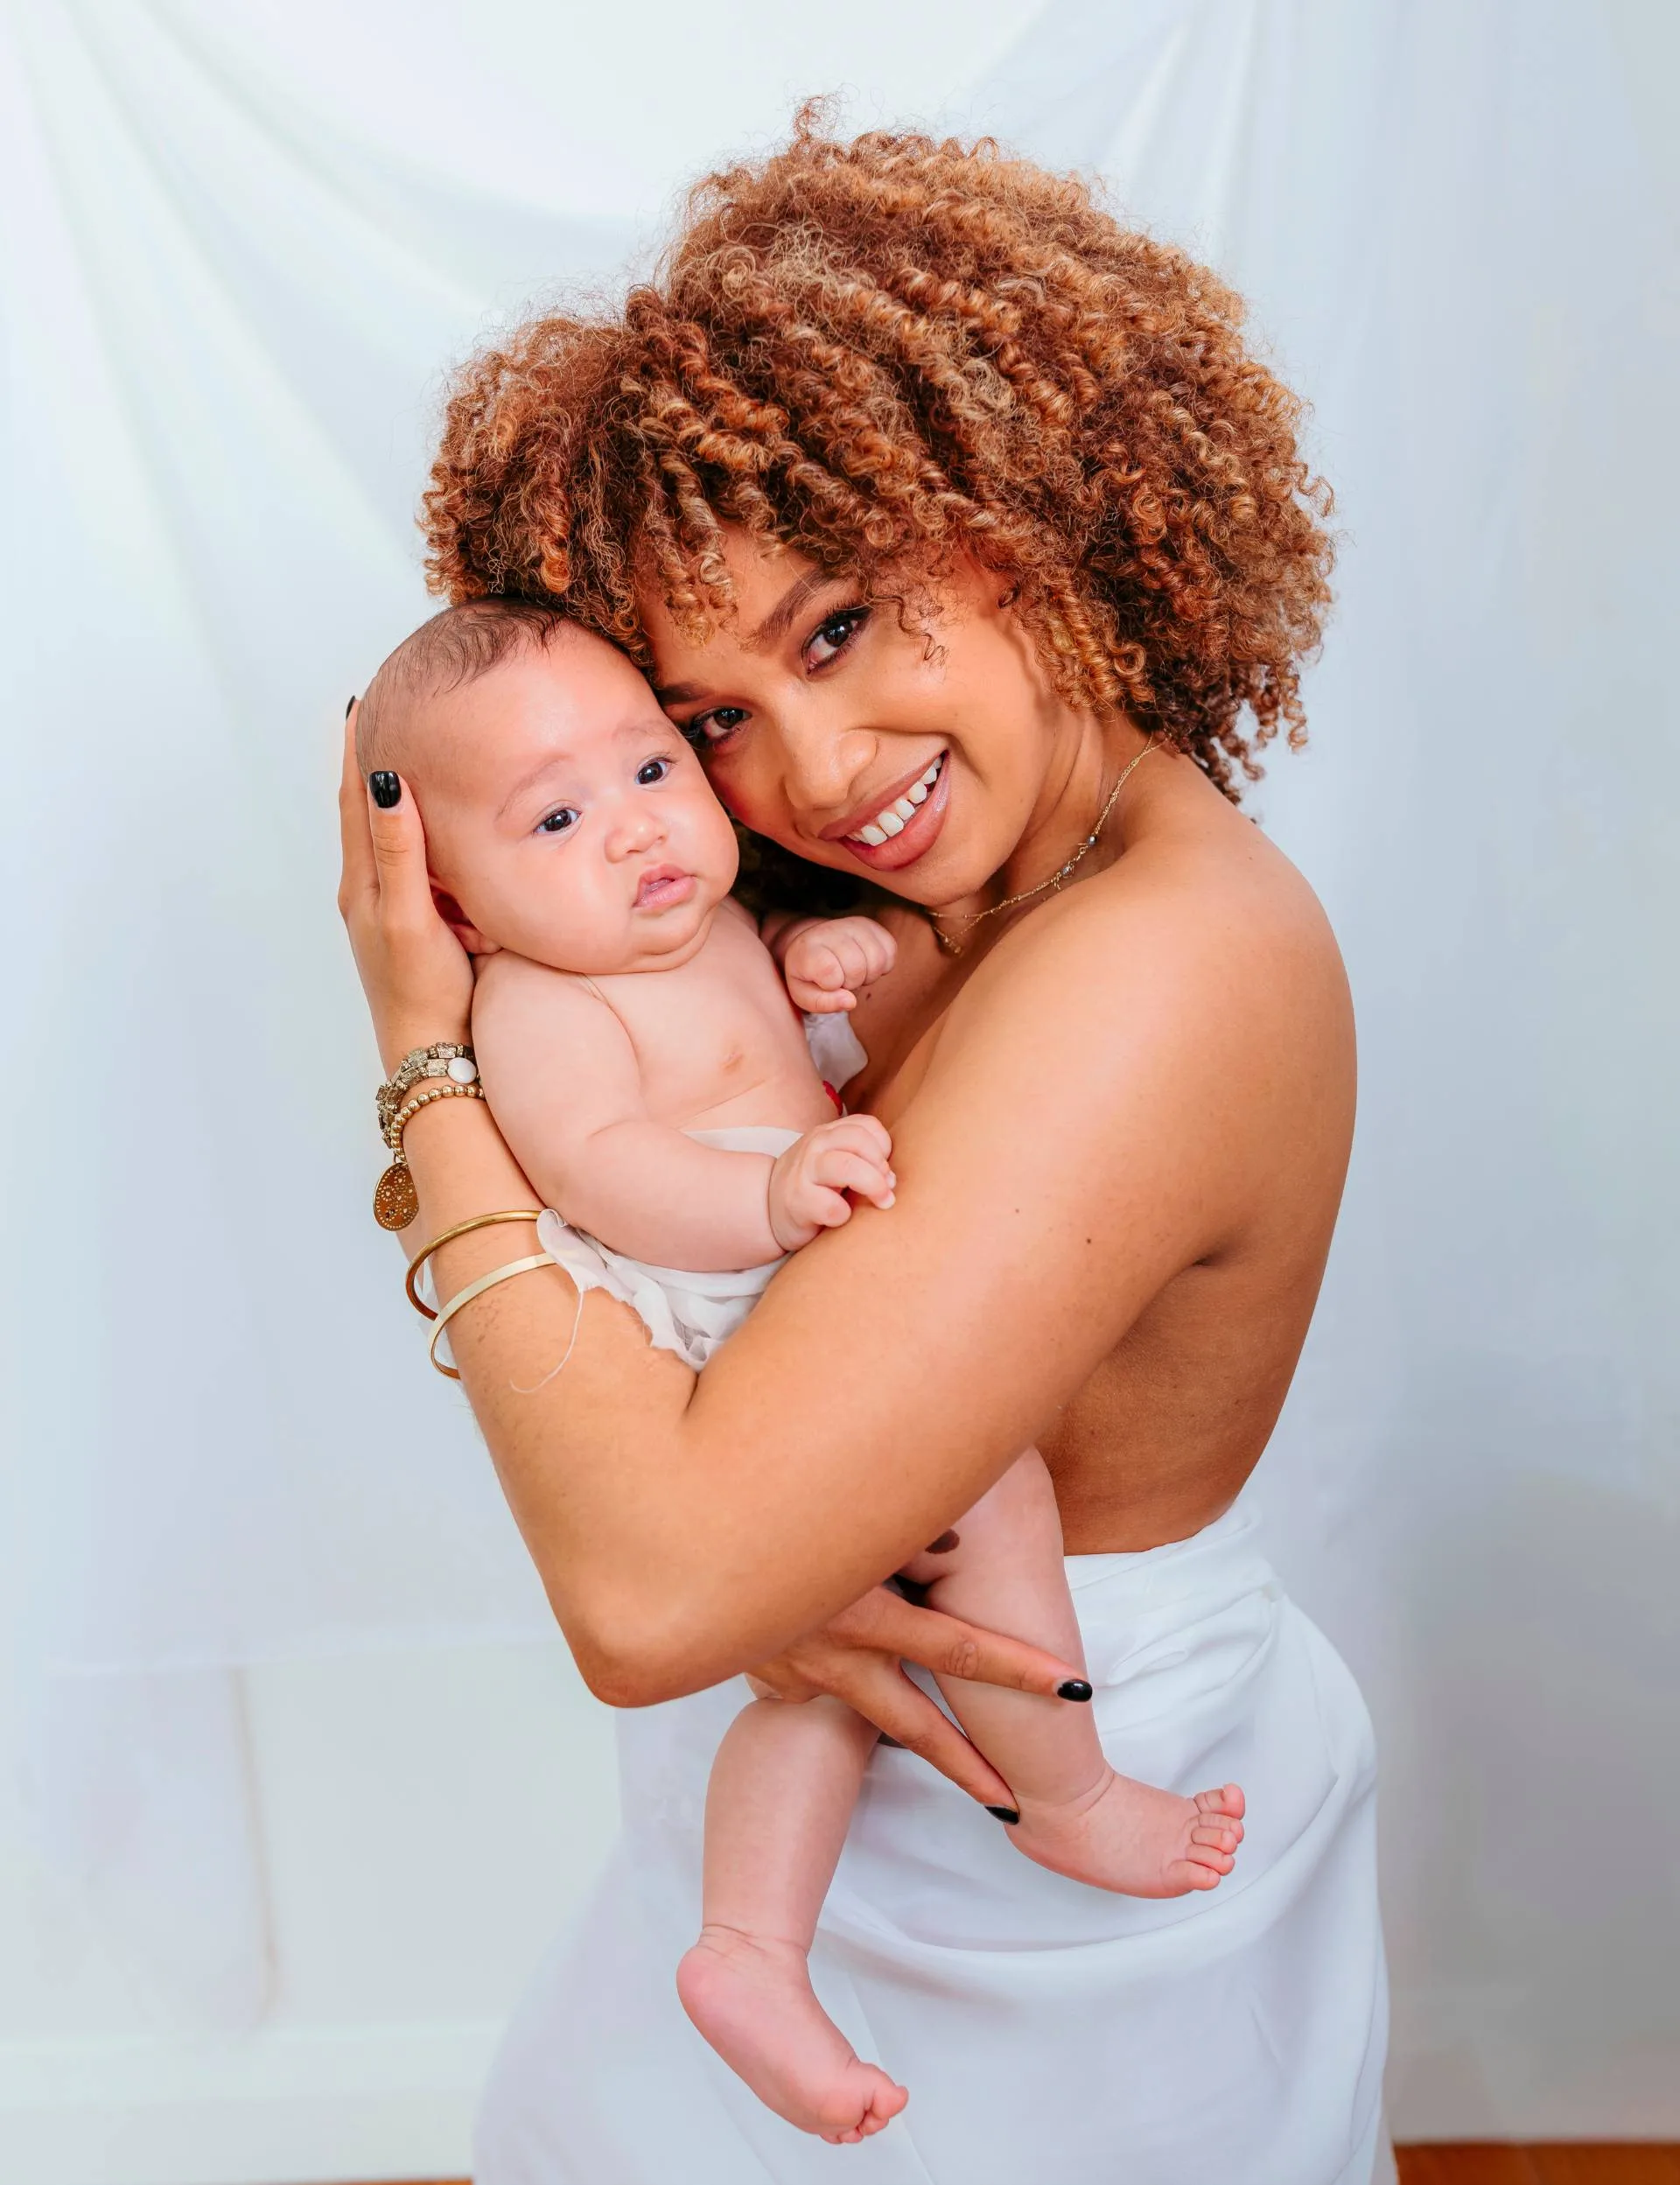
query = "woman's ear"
xmin=431 ymin=881 xmax=500 ymax=957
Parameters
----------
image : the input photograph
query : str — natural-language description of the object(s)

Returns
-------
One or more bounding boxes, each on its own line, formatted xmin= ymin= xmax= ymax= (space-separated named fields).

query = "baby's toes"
xmin=1195 ymin=1782 xmax=1245 ymax=1822
xmin=1192 ymin=1819 xmax=1242 ymax=1853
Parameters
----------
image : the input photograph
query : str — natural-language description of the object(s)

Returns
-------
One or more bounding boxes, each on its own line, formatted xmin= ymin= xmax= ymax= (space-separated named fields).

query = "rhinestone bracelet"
xmin=375 ymin=1042 xmax=478 ymax=1135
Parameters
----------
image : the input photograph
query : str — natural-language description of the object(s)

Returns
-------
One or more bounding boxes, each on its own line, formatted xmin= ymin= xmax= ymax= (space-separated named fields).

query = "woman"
xmin=340 ymin=123 xmax=1388 ymax=2182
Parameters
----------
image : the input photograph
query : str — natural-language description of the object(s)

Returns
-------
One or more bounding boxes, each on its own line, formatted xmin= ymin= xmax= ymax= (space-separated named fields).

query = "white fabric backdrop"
xmin=5 ymin=0 xmax=1676 ymax=2135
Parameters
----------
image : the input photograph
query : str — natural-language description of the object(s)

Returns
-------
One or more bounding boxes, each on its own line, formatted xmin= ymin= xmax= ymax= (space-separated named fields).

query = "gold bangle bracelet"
xmin=405 ymin=1210 xmax=546 ymax=1320
xmin=428 ymin=1253 xmax=555 ymax=1377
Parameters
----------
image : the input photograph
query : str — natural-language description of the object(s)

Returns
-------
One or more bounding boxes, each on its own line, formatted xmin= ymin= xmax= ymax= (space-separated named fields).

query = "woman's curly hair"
xmin=424 ymin=111 xmax=1334 ymax=802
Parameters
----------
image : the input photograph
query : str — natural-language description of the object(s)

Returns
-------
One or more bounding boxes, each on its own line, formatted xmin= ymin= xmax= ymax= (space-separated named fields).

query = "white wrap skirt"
xmin=475 ymin=1502 xmax=1390 ymax=2182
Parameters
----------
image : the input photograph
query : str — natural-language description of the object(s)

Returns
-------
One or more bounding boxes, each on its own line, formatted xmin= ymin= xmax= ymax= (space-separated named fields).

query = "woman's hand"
xmin=746 ymin=1585 xmax=1087 ymax=1811
xmin=337 ymin=711 xmax=474 ymax=1073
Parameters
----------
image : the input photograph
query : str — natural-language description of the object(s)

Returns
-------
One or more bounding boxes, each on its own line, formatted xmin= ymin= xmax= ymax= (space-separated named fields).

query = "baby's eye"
xmin=536 ymin=805 xmax=581 ymax=836
xmin=805 ymin=605 xmax=870 ymax=670
xmin=683 ymin=707 xmax=748 ymax=749
xmin=635 ymin=757 xmax=673 ymax=786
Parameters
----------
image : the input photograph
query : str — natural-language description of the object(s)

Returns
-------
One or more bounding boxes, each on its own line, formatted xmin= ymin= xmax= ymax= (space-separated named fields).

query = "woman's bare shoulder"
xmin=915 ymin=797 xmax=1352 ymax=1227
xmin=976 ymin=801 xmax=1340 ymax=1035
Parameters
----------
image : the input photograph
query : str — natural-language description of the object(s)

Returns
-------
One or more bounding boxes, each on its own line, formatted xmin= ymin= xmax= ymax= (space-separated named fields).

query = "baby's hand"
xmin=768 ymin=1115 xmax=895 ymax=1252
xmin=782 ymin=915 xmax=897 ymax=1013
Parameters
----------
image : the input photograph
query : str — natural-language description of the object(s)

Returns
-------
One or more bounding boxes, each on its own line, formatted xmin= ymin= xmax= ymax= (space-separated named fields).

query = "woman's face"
xmin=639 ymin=532 xmax=1075 ymax=907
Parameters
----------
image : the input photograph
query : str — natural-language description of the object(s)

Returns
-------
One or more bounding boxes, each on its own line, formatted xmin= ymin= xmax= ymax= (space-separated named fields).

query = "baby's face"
xmin=416 ymin=630 xmax=738 ymax=975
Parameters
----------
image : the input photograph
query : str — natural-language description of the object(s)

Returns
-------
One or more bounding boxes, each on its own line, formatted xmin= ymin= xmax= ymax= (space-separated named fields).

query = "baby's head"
xmin=357 ymin=601 xmax=738 ymax=975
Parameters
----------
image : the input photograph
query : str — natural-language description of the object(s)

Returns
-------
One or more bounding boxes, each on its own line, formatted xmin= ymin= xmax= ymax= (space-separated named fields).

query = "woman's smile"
xmin=822 ymin=752 xmax=950 ymax=872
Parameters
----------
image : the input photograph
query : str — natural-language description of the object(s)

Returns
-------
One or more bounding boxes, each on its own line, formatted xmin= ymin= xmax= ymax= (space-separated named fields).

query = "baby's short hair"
xmin=356 ymin=596 xmax=575 ymax=781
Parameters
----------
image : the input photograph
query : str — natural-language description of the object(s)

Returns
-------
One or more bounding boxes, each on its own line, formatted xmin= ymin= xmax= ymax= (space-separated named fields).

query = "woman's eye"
xmin=635 ymin=757 xmax=672 ymax=786
xmin=685 ymin=706 xmax=748 ymax=748
xmin=536 ymin=806 xmax=580 ymax=836
xmin=805 ymin=605 xmax=870 ymax=669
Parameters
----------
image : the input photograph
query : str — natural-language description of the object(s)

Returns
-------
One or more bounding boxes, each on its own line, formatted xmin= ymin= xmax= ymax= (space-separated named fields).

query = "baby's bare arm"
xmin=472 ymin=956 xmax=783 ymax=1270
xmin=472 ymin=956 xmax=893 ymax=1271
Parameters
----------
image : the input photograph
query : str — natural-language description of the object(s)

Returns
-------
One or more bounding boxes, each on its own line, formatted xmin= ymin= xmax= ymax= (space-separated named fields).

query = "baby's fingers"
xmin=823 ymin=1113 xmax=892 ymax=1162
xmin=808 ymin=946 xmax=851 ymax=990
xmin=787 ymin=974 xmax=856 ymax=1013
xmin=813 ymin=1149 xmax=895 ymax=1208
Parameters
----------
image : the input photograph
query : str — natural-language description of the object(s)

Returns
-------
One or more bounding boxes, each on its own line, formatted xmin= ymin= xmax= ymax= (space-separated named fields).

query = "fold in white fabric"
xmin=474 ymin=1503 xmax=1388 ymax=2182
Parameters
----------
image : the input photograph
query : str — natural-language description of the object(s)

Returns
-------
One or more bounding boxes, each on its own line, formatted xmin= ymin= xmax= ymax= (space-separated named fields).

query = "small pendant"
xmin=374 ymin=1162 xmax=419 ymax=1231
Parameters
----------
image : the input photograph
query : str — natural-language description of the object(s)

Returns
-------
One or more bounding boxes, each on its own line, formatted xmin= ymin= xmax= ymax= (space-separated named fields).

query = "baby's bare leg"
xmin=676 ymin=1695 xmax=908 ymax=2145
xmin=900 ymin=1450 xmax=1245 ymax=1897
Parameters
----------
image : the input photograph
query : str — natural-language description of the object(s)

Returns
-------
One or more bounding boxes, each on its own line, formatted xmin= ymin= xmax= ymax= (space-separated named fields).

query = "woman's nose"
xmin=780 ymin=718 xmax=878 ymax=821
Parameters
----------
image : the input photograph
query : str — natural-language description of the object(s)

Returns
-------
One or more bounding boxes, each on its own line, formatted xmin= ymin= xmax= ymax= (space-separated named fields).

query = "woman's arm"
xmin=341 ymin=732 xmax=1271 ymax=1706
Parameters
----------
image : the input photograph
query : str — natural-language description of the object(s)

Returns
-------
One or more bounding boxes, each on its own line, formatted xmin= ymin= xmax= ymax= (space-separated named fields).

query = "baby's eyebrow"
xmin=496 ymin=751 xmax=576 ymax=819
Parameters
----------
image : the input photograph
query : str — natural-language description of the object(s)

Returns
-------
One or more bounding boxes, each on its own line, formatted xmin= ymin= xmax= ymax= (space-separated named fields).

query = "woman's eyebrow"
xmin=651 ymin=571 xmax=843 ymax=703
xmin=745 ymin=569 xmax=836 ymax=651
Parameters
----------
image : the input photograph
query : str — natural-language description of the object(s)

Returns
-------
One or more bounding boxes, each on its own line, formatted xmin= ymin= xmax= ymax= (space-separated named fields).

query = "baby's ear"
xmin=431 ymin=881 xmax=500 ymax=957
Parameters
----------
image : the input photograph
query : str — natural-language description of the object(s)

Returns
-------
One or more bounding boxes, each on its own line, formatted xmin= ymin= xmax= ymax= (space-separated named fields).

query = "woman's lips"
xmin=634 ymin=866 xmax=696 ymax=910
xmin=830 ymin=753 xmax=950 ymax=873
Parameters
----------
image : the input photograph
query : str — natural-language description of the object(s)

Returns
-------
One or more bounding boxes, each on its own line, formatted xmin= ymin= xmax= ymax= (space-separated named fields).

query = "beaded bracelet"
xmin=372 ymin=1080 xmax=486 ymax=1231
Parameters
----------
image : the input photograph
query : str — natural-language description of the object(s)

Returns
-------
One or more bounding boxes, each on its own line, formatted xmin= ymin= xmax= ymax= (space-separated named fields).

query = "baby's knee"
xmin=900 ymin=1447 xmax=1062 ymax=1587
xmin=966 ymin=1446 xmax=1063 ymax=1545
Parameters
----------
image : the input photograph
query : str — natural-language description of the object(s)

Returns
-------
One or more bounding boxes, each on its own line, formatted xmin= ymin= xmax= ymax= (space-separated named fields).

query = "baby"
xmin=357 ymin=599 xmax=1245 ymax=2145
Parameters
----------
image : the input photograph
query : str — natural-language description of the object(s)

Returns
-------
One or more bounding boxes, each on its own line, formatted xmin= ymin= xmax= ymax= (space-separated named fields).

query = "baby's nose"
xmin=607 ymin=804 xmax=662 ymax=856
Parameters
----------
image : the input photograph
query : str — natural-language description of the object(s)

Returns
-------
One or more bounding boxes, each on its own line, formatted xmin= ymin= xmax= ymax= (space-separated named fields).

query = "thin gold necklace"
xmin=929 ymin=737 xmax=1159 ymax=957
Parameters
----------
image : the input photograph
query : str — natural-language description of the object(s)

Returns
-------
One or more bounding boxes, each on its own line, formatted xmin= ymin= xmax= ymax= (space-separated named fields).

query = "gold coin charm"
xmin=374 ymin=1161 xmax=419 ymax=1231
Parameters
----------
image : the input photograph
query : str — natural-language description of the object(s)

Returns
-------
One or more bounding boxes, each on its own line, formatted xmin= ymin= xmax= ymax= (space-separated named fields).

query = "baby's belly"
xmin=651 ymin=1068 xmax=836 ymax=1137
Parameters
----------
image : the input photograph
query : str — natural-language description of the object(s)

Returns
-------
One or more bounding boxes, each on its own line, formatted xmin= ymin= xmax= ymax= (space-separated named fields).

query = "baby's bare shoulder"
xmin=472 ymin=952 xmax=621 ymax=1047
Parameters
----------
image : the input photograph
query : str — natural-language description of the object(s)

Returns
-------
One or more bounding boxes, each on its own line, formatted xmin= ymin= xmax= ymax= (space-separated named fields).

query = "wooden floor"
xmin=393 ymin=2157 xmax=1680 ymax=2185
xmin=1396 ymin=2155 xmax=1680 ymax=2183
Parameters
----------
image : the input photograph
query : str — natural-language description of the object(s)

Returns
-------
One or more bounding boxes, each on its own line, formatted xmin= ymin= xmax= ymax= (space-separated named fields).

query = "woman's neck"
xmin=936 ymin=711 xmax=1157 ymax=939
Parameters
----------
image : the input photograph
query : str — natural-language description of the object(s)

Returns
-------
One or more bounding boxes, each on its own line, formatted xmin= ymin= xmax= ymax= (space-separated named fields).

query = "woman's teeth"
xmin=852 ymin=758 xmax=942 ymax=847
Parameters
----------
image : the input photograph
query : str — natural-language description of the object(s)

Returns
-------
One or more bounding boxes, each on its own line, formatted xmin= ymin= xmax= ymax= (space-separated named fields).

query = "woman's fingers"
xmin=833 ymin=1588 xmax=1088 ymax=1699
xmin=334 ymin=722 xmax=475 ymax=1067
xmin=363 ymin=770 xmax=435 ymax=924
xmin=837 ymin=1658 xmax=1016 ymax=1809
xmin=337 ymin=712 xmax=377 ymax=915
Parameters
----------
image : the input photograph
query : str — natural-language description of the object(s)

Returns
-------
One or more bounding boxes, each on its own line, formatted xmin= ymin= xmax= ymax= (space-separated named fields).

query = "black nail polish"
xmin=925 ymin=1530 xmax=960 ymax=1554
xmin=346 ymin=695 xmax=357 ymax=719
xmin=986 ymin=1805 xmax=1021 ymax=1825
xmin=1057 ymin=1678 xmax=1094 ymax=1703
xmin=369 ymin=770 xmax=401 ymax=809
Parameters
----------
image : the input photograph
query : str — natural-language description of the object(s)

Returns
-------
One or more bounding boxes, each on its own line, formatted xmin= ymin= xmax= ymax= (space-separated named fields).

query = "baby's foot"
xmin=1008 ymin=1774 xmax=1245 ymax=1898
xmin=677 ymin=1926 xmax=908 ymax=2144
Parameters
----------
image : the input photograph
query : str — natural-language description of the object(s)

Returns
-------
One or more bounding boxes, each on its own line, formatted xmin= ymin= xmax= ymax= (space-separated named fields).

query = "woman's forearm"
xmin=397 ymin=1094 xmax=1053 ymax=1705
xmin=394 ymin=984 xmax=1165 ymax=1709
xmin=400 ymin=1095 xmax=709 ymax=1698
